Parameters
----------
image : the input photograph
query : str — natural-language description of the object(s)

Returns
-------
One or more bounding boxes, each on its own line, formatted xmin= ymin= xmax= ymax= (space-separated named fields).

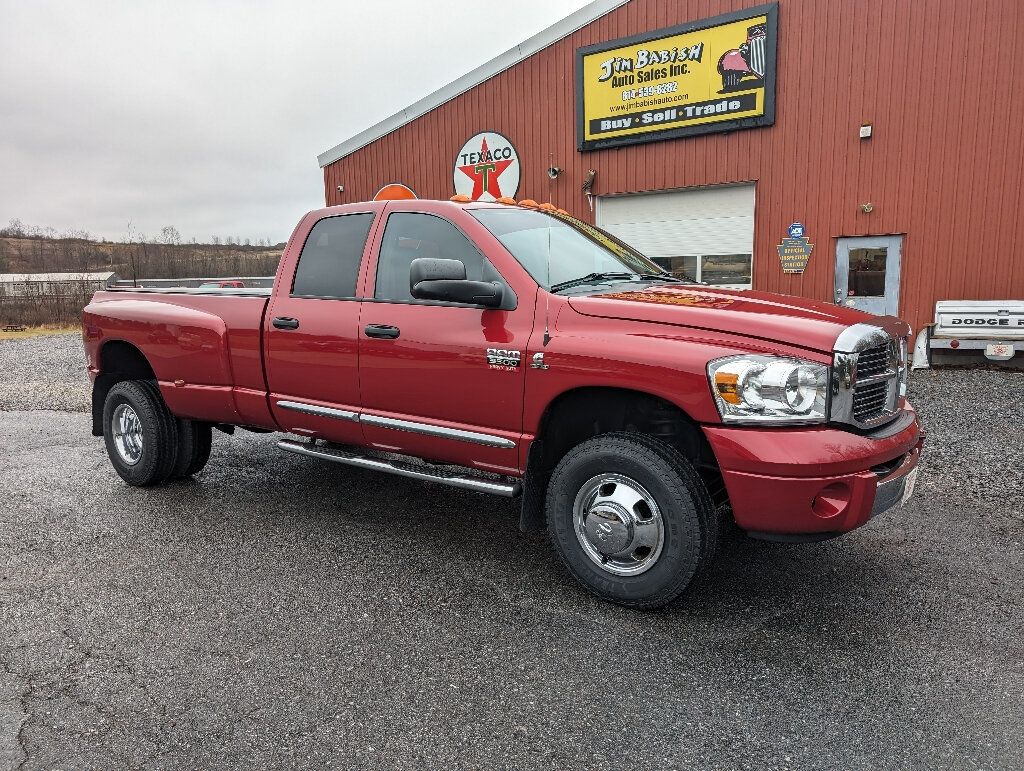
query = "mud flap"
xmin=519 ymin=439 xmax=548 ymax=533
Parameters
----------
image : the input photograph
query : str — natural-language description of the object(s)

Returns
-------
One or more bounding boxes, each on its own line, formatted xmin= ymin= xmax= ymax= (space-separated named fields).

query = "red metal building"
xmin=318 ymin=0 xmax=1024 ymax=335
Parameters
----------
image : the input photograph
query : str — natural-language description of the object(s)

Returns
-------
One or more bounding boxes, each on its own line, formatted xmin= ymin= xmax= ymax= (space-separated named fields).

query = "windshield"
xmin=470 ymin=207 xmax=670 ymax=290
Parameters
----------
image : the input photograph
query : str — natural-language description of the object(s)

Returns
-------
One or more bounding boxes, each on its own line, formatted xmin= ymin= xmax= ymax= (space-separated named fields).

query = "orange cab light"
xmin=556 ymin=208 xmax=569 ymax=216
xmin=450 ymin=194 xmax=472 ymax=203
xmin=373 ymin=183 xmax=417 ymax=201
xmin=517 ymin=199 xmax=539 ymax=208
xmin=538 ymin=202 xmax=557 ymax=211
xmin=496 ymin=197 xmax=517 ymax=205
xmin=714 ymin=372 xmax=742 ymax=404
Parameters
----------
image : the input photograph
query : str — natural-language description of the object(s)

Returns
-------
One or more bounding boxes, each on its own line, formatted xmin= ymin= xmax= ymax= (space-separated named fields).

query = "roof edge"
xmin=316 ymin=0 xmax=630 ymax=168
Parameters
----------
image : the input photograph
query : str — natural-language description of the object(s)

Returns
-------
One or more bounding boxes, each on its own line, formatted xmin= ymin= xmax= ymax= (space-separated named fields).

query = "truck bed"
xmin=83 ymin=289 xmax=275 ymax=429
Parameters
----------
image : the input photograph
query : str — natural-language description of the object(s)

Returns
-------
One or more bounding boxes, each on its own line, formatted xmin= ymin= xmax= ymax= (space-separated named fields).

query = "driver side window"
xmin=374 ymin=212 xmax=486 ymax=302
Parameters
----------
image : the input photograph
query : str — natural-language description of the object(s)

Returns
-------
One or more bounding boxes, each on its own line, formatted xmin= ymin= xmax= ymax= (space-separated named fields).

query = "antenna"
xmin=543 ymin=215 xmax=551 ymax=346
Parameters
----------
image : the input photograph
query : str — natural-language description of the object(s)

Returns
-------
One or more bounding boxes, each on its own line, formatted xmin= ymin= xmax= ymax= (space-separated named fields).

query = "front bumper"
xmin=703 ymin=405 xmax=924 ymax=536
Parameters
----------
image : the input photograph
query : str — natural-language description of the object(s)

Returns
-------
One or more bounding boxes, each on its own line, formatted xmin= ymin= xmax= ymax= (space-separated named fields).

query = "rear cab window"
xmin=292 ymin=213 xmax=375 ymax=299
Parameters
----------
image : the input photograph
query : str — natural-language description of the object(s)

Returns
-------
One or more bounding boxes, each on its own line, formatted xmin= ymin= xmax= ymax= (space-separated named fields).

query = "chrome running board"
xmin=277 ymin=439 xmax=521 ymax=497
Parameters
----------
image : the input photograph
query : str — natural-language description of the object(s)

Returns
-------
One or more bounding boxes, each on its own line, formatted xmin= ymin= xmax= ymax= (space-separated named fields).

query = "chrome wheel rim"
xmin=111 ymin=403 xmax=144 ymax=466
xmin=572 ymin=473 xmax=665 ymax=576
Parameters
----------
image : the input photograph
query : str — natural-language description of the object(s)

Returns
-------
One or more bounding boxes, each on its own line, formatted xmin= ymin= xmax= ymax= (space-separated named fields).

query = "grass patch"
xmin=0 ymin=324 xmax=80 ymax=341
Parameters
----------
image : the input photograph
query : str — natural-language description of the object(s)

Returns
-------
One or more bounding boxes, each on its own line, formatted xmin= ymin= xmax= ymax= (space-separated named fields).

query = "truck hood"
xmin=567 ymin=284 xmax=871 ymax=352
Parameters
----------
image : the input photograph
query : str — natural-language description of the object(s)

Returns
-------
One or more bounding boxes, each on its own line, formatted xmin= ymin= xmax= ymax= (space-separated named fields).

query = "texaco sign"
xmin=453 ymin=131 xmax=521 ymax=201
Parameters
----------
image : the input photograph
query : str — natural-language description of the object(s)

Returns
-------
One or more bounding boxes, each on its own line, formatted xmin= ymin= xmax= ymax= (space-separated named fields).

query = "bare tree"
xmin=159 ymin=225 xmax=182 ymax=245
xmin=0 ymin=218 xmax=26 ymax=237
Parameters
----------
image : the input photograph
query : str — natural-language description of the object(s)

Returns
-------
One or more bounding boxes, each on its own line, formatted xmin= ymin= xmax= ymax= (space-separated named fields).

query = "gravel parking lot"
xmin=1 ymin=333 xmax=1022 ymax=769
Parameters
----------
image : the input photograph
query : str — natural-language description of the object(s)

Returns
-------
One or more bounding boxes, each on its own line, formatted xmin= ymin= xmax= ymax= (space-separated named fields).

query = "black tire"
xmin=171 ymin=419 xmax=213 ymax=478
xmin=545 ymin=432 xmax=717 ymax=609
xmin=102 ymin=380 xmax=179 ymax=487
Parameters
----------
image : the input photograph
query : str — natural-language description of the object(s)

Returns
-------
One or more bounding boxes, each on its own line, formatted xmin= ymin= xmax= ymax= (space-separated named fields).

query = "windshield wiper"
xmin=635 ymin=272 xmax=691 ymax=284
xmin=549 ymin=271 xmax=637 ymax=292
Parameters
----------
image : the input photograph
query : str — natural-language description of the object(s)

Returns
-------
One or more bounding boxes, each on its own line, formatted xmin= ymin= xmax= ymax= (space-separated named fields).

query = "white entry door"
xmin=595 ymin=184 xmax=755 ymax=289
xmin=834 ymin=235 xmax=903 ymax=316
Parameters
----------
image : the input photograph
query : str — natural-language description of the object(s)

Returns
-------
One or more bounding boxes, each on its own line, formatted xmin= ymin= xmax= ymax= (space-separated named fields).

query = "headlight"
xmin=707 ymin=355 xmax=829 ymax=424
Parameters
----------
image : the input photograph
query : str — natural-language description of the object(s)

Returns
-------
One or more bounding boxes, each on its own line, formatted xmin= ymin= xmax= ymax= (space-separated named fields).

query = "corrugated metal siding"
xmin=323 ymin=0 xmax=1024 ymax=334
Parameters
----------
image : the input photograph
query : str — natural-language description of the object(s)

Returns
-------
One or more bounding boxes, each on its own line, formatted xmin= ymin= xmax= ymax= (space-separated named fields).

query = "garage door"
xmin=596 ymin=184 xmax=755 ymax=289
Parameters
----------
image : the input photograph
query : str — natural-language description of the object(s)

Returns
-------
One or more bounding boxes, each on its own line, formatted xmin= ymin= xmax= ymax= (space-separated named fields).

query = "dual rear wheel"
xmin=103 ymin=380 xmax=212 ymax=486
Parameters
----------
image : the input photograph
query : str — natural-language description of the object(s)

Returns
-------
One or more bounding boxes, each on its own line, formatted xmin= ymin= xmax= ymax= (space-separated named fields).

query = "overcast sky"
xmin=0 ymin=0 xmax=592 ymax=244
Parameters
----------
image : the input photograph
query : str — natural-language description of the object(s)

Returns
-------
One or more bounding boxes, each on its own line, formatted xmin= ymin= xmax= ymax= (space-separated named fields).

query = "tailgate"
xmin=933 ymin=300 xmax=1024 ymax=340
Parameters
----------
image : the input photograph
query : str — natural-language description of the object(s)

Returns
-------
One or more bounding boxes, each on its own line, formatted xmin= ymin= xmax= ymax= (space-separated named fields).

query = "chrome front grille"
xmin=853 ymin=342 xmax=892 ymax=379
xmin=831 ymin=319 xmax=910 ymax=430
xmin=853 ymin=379 xmax=889 ymax=421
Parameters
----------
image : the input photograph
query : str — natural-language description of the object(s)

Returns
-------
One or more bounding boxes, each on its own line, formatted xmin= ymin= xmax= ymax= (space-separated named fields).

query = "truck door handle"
xmin=272 ymin=316 xmax=300 ymax=330
xmin=364 ymin=324 xmax=400 ymax=339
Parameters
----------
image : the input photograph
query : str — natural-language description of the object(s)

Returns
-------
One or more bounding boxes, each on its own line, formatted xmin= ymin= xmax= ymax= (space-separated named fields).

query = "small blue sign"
xmin=788 ymin=222 xmax=805 ymax=239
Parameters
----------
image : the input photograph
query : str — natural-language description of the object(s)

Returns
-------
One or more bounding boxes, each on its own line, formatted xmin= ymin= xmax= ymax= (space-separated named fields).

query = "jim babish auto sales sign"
xmin=576 ymin=3 xmax=777 ymax=151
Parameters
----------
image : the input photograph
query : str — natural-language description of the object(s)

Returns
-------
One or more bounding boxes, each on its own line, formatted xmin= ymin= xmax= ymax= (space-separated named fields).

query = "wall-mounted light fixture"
xmin=547 ymin=166 xmax=562 ymax=180
xmin=860 ymin=202 xmax=874 ymax=213
xmin=336 ymin=185 xmax=345 ymax=193
xmin=859 ymin=124 xmax=873 ymax=139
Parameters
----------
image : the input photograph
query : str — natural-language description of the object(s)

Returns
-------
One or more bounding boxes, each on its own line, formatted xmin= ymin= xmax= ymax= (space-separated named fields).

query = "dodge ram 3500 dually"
xmin=82 ymin=198 xmax=924 ymax=608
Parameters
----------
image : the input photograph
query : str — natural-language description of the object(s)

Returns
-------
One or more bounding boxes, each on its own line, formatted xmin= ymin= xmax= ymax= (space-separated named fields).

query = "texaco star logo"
xmin=453 ymin=131 xmax=520 ymax=202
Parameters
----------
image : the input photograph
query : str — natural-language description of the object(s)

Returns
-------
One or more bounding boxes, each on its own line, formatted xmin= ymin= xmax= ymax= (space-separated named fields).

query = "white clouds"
xmin=0 ymin=0 xmax=591 ymax=242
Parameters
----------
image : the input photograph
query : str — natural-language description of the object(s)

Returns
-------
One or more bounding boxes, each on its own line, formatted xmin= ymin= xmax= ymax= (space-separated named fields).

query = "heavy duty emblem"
xmin=486 ymin=348 xmax=521 ymax=369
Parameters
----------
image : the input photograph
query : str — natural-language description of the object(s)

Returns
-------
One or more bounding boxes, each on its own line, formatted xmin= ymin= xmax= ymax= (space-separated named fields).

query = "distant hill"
xmin=0 ymin=235 xmax=283 ymax=280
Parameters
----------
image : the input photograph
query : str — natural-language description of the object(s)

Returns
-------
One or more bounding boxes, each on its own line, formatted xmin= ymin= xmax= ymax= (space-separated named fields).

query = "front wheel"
xmin=545 ymin=432 xmax=717 ymax=609
xmin=102 ymin=380 xmax=180 ymax=486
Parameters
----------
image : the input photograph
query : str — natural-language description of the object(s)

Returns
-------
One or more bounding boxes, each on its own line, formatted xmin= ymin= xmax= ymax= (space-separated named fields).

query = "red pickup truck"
xmin=82 ymin=199 xmax=924 ymax=608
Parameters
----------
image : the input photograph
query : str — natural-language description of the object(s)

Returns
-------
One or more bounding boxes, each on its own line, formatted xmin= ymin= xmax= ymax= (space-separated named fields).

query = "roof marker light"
xmin=450 ymin=194 xmax=472 ymax=203
xmin=518 ymin=199 xmax=539 ymax=208
xmin=373 ymin=183 xmax=417 ymax=201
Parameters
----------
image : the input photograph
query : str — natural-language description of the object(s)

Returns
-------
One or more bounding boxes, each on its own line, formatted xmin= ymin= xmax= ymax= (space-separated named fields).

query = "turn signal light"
xmin=714 ymin=372 xmax=741 ymax=404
